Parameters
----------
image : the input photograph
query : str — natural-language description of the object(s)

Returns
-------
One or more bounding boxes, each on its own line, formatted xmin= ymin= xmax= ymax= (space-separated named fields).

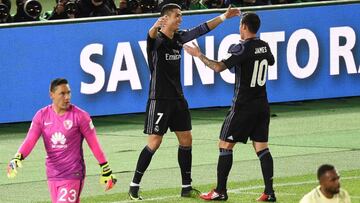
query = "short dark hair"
xmin=160 ymin=3 xmax=181 ymax=16
xmin=317 ymin=164 xmax=335 ymax=180
xmin=241 ymin=12 xmax=260 ymax=34
xmin=50 ymin=78 xmax=68 ymax=92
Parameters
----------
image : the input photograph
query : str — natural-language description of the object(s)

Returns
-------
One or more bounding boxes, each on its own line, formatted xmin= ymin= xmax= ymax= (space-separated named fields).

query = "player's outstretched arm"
xmin=7 ymin=153 xmax=24 ymax=178
xmin=99 ymin=162 xmax=117 ymax=191
xmin=184 ymin=42 xmax=227 ymax=72
xmin=148 ymin=16 xmax=167 ymax=38
xmin=206 ymin=6 xmax=241 ymax=30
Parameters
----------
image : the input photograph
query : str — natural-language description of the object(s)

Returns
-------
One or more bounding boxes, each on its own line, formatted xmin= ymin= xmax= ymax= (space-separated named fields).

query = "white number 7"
xmin=155 ymin=113 xmax=163 ymax=125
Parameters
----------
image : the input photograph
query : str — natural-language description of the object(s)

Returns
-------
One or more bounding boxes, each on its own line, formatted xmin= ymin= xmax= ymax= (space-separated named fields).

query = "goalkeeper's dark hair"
xmin=50 ymin=78 xmax=68 ymax=92
xmin=241 ymin=12 xmax=260 ymax=34
xmin=317 ymin=164 xmax=335 ymax=180
xmin=160 ymin=3 xmax=181 ymax=16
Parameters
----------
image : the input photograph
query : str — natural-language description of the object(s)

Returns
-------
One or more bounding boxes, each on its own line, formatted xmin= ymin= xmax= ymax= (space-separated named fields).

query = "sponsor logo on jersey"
xmin=165 ymin=49 xmax=181 ymax=60
xmin=165 ymin=53 xmax=181 ymax=60
xmin=51 ymin=132 xmax=68 ymax=149
xmin=64 ymin=120 xmax=73 ymax=130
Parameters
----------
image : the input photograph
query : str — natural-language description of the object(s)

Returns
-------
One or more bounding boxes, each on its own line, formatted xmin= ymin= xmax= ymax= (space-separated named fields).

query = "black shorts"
xmin=219 ymin=100 xmax=270 ymax=144
xmin=144 ymin=99 xmax=192 ymax=135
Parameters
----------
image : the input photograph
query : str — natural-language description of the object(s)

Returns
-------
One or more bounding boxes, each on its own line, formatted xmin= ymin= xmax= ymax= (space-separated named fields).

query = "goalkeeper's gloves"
xmin=7 ymin=153 xmax=24 ymax=178
xmin=99 ymin=162 xmax=117 ymax=191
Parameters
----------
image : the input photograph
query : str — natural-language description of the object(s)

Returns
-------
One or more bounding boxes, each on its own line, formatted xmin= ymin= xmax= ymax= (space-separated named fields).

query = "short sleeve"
xmin=222 ymin=43 xmax=247 ymax=69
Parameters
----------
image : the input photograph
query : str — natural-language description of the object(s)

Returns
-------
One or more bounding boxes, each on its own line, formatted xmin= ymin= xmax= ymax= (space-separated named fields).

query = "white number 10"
xmin=250 ymin=59 xmax=268 ymax=87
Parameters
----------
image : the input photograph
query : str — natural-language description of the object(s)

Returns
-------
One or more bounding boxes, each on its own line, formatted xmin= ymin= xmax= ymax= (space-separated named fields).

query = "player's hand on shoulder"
xmin=99 ymin=162 xmax=117 ymax=191
xmin=224 ymin=5 xmax=241 ymax=19
xmin=7 ymin=153 xmax=24 ymax=178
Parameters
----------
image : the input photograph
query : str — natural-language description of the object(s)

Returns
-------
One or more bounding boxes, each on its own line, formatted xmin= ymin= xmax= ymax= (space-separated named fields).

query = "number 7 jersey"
xmin=222 ymin=38 xmax=275 ymax=104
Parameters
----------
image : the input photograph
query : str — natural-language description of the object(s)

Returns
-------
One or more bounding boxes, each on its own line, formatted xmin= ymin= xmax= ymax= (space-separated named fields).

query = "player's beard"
xmin=327 ymin=185 xmax=340 ymax=195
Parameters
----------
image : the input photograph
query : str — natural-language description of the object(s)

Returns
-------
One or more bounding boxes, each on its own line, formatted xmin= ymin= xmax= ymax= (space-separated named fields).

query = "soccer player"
xmin=300 ymin=164 xmax=351 ymax=203
xmin=184 ymin=12 xmax=276 ymax=201
xmin=7 ymin=78 xmax=116 ymax=203
xmin=128 ymin=3 xmax=240 ymax=200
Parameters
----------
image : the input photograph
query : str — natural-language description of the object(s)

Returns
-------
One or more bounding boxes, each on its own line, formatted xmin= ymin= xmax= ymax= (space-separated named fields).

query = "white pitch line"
xmin=110 ymin=176 xmax=360 ymax=203
xmin=106 ymin=195 xmax=178 ymax=203
xmin=228 ymin=180 xmax=316 ymax=193
xmin=229 ymin=176 xmax=360 ymax=193
xmin=235 ymin=191 xmax=298 ymax=196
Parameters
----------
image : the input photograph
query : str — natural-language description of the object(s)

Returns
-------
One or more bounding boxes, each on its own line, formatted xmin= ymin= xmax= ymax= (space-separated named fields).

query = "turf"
xmin=1 ymin=97 xmax=360 ymax=202
xmin=78 ymin=170 xmax=360 ymax=203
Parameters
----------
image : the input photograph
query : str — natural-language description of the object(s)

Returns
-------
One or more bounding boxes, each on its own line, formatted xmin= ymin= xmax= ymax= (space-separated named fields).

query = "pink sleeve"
xmin=18 ymin=111 xmax=42 ymax=158
xmin=80 ymin=112 xmax=107 ymax=164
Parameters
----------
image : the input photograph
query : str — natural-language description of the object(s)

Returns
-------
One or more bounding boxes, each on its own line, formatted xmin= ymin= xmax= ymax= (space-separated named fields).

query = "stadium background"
xmin=1 ymin=0 xmax=359 ymax=123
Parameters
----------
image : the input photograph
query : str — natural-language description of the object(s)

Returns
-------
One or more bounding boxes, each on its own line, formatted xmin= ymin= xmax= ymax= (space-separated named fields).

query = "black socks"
xmin=257 ymin=148 xmax=274 ymax=194
xmin=132 ymin=146 xmax=155 ymax=185
xmin=178 ymin=145 xmax=192 ymax=186
xmin=215 ymin=148 xmax=233 ymax=193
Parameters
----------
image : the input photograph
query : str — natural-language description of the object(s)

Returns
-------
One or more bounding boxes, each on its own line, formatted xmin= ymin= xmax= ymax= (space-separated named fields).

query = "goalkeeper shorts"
xmin=48 ymin=179 xmax=84 ymax=203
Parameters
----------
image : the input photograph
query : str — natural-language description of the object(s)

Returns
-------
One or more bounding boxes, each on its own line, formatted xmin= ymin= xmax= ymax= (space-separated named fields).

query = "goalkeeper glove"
xmin=99 ymin=162 xmax=117 ymax=191
xmin=7 ymin=153 xmax=24 ymax=178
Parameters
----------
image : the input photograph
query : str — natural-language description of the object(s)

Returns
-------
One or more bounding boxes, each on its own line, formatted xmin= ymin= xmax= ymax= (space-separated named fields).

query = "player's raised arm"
xmin=148 ymin=16 xmax=167 ymax=39
xmin=206 ymin=6 xmax=240 ymax=30
xmin=184 ymin=42 xmax=227 ymax=73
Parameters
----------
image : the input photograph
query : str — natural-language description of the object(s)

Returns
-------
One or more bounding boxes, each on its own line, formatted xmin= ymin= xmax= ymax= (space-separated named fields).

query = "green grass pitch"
xmin=1 ymin=97 xmax=360 ymax=202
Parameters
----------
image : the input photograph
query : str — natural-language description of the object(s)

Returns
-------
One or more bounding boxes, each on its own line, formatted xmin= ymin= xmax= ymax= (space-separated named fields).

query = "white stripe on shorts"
xmin=220 ymin=106 xmax=236 ymax=140
xmin=147 ymin=100 xmax=156 ymax=133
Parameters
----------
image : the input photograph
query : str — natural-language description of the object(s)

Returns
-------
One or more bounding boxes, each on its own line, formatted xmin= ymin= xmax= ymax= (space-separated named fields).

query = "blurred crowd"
xmin=0 ymin=0 xmax=325 ymax=23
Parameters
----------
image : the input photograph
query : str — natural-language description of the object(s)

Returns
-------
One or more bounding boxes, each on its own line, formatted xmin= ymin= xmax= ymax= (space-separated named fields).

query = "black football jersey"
xmin=223 ymin=38 xmax=275 ymax=104
xmin=147 ymin=23 xmax=210 ymax=99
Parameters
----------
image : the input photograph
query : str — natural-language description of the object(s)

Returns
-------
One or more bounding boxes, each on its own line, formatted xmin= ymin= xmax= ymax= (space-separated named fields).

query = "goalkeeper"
xmin=7 ymin=78 xmax=117 ymax=203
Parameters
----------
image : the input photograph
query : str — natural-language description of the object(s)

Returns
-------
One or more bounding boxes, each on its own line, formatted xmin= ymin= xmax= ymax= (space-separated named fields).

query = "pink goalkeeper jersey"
xmin=18 ymin=104 xmax=107 ymax=181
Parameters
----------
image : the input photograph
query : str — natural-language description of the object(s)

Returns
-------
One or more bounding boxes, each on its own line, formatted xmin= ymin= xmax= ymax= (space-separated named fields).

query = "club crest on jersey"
xmin=63 ymin=120 xmax=73 ymax=130
xmin=154 ymin=125 xmax=159 ymax=133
